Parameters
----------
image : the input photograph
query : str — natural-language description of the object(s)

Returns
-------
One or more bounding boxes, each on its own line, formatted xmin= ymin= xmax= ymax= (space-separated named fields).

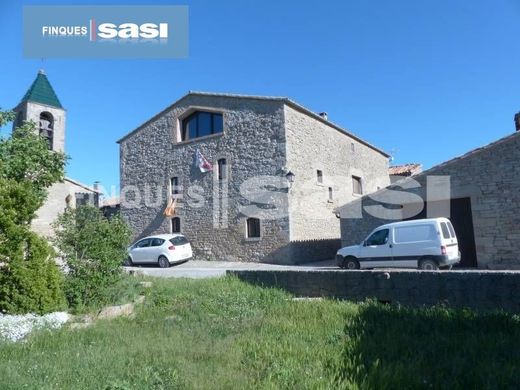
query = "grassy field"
xmin=1 ymin=276 xmax=520 ymax=389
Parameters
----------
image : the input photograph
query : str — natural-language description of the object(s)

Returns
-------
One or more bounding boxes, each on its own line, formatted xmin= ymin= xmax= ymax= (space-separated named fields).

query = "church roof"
xmin=19 ymin=70 xmax=63 ymax=109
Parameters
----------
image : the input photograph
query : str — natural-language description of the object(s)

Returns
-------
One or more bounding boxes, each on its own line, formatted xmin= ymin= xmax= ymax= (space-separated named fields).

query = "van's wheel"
xmin=419 ymin=258 xmax=439 ymax=270
xmin=158 ymin=256 xmax=170 ymax=268
xmin=123 ymin=257 xmax=133 ymax=266
xmin=343 ymin=256 xmax=360 ymax=270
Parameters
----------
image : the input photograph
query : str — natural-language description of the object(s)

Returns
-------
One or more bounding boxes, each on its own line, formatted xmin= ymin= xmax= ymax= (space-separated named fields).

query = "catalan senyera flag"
xmin=194 ymin=148 xmax=213 ymax=173
xmin=163 ymin=196 xmax=177 ymax=217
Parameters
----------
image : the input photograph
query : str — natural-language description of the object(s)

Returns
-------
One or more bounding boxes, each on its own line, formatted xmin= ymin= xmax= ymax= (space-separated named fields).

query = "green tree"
xmin=53 ymin=205 xmax=132 ymax=310
xmin=0 ymin=109 xmax=67 ymax=314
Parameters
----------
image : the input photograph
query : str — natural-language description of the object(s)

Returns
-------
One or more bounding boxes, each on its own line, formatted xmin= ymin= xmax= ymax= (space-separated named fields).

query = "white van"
xmin=336 ymin=218 xmax=461 ymax=270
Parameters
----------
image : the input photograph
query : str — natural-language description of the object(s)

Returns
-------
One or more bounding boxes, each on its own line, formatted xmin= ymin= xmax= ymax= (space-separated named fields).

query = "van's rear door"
xmin=440 ymin=221 xmax=459 ymax=260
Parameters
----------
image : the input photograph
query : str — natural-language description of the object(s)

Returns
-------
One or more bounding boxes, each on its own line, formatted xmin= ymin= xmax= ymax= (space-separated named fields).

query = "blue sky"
xmin=1 ymin=0 xmax=520 ymax=196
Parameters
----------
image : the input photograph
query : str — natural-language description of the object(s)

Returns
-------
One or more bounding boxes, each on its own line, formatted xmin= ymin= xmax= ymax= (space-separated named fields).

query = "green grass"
xmin=1 ymin=277 xmax=520 ymax=389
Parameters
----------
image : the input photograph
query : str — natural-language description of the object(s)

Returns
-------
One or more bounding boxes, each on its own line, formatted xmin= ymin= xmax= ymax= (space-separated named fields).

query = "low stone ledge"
xmin=228 ymin=269 xmax=520 ymax=313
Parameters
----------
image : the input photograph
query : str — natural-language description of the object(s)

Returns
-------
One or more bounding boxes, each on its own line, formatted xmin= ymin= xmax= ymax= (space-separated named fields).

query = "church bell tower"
xmin=13 ymin=69 xmax=66 ymax=153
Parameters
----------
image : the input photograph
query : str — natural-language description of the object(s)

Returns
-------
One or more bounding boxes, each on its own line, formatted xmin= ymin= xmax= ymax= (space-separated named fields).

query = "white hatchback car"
xmin=125 ymin=234 xmax=193 ymax=268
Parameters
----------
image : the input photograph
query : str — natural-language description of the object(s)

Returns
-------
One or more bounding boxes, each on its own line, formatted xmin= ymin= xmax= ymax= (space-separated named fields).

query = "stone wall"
xmin=18 ymin=101 xmax=66 ymax=153
xmin=285 ymin=239 xmax=342 ymax=264
xmin=284 ymin=105 xmax=390 ymax=241
xmin=338 ymin=132 xmax=520 ymax=269
xmin=230 ymin=269 xmax=520 ymax=313
xmin=119 ymin=94 xmax=291 ymax=263
xmin=32 ymin=179 xmax=97 ymax=237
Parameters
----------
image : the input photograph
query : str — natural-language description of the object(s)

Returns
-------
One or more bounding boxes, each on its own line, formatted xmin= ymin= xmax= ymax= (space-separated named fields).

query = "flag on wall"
xmin=163 ymin=196 xmax=177 ymax=217
xmin=194 ymin=148 xmax=213 ymax=173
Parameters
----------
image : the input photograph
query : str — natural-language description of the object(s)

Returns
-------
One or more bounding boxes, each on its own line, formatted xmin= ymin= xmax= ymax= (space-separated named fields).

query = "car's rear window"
xmin=447 ymin=222 xmax=456 ymax=238
xmin=170 ymin=236 xmax=189 ymax=246
xmin=440 ymin=222 xmax=451 ymax=239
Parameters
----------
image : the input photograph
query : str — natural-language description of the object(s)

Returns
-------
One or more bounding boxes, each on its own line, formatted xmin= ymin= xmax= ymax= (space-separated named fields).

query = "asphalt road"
xmin=124 ymin=259 xmax=337 ymax=279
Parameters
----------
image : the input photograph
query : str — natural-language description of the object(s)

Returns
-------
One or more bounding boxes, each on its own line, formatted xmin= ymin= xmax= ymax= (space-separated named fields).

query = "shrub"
xmin=0 ymin=225 xmax=66 ymax=315
xmin=53 ymin=206 xmax=131 ymax=310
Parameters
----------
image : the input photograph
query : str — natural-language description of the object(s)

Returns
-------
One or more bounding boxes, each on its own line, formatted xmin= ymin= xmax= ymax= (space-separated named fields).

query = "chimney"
xmin=515 ymin=112 xmax=520 ymax=132
xmin=319 ymin=112 xmax=328 ymax=120
xmin=93 ymin=181 xmax=100 ymax=191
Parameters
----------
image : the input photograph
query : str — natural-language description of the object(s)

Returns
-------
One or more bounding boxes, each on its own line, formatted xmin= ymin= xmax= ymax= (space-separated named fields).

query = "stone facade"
xmin=284 ymin=105 xmax=390 ymax=242
xmin=14 ymin=101 xmax=66 ymax=153
xmin=337 ymin=132 xmax=520 ymax=269
xmin=32 ymin=178 xmax=99 ymax=237
xmin=118 ymin=92 xmax=390 ymax=264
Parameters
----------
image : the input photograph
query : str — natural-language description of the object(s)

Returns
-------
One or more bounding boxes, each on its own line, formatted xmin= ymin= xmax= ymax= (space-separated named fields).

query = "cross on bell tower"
xmin=13 ymin=69 xmax=66 ymax=153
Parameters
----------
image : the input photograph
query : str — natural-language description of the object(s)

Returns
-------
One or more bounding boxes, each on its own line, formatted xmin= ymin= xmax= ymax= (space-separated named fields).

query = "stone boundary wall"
xmin=229 ymin=269 xmax=520 ymax=313
xmin=288 ymin=239 xmax=341 ymax=264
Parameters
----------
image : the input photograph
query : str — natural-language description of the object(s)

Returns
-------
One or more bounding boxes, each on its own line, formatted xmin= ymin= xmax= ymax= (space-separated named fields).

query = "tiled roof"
xmin=19 ymin=70 xmax=63 ymax=109
xmin=389 ymin=163 xmax=422 ymax=176
xmin=101 ymin=197 xmax=120 ymax=207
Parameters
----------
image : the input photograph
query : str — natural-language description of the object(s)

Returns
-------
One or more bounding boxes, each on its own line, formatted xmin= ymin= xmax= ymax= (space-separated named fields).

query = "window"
xmin=328 ymin=187 xmax=333 ymax=201
xmin=352 ymin=176 xmax=363 ymax=195
xmin=440 ymin=222 xmax=451 ymax=239
xmin=150 ymin=238 xmax=165 ymax=247
xmin=217 ymin=158 xmax=227 ymax=181
xmin=366 ymin=229 xmax=389 ymax=246
xmin=447 ymin=222 xmax=456 ymax=238
xmin=171 ymin=217 xmax=181 ymax=233
xmin=170 ymin=236 xmax=189 ymax=246
xmin=181 ymin=111 xmax=223 ymax=141
xmin=39 ymin=112 xmax=53 ymax=150
xmin=170 ymin=177 xmax=179 ymax=195
xmin=317 ymin=170 xmax=323 ymax=184
xmin=394 ymin=225 xmax=435 ymax=243
xmin=246 ymin=217 xmax=261 ymax=238
xmin=351 ymin=143 xmax=355 ymax=152
xmin=135 ymin=239 xmax=151 ymax=248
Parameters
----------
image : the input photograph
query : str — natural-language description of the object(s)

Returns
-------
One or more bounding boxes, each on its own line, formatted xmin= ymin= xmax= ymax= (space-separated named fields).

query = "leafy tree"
xmin=53 ymin=205 xmax=132 ymax=310
xmin=0 ymin=111 xmax=67 ymax=210
xmin=0 ymin=109 xmax=67 ymax=314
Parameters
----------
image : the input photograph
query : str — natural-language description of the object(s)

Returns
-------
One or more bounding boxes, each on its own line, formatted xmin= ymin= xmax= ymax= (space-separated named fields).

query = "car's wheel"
xmin=343 ymin=256 xmax=360 ymax=270
xmin=158 ymin=255 xmax=170 ymax=268
xmin=419 ymin=258 xmax=439 ymax=270
xmin=123 ymin=257 xmax=133 ymax=266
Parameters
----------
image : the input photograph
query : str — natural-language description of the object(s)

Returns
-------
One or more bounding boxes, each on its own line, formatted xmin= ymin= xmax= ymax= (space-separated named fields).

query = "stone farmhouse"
xmin=118 ymin=92 xmax=390 ymax=264
xmin=337 ymin=124 xmax=520 ymax=269
xmin=13 ymin=71 xmax=99 ymax=237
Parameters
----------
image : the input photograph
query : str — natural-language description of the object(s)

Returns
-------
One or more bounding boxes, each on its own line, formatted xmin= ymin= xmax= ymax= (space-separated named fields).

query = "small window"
xmin=440 ymin=222 xmax=451 ymax=239
xmin=351 ymin=143 xmax=355 ymax=152
xmin=246 ymin=217 xmax=261 ymax=238
xmin=171 ymin=217 xmax=181 ymax=233
xmin=170 ymin=177 xmax=179 ymax=195
xmin=317 ymin=170 xmax=323 ymax=184
xmin=366 ymin=229 xmax=389 ymax=246
xmin=217 ymin=158 xmax=227 ymax=181
xmin=181 ymin=111 xmax=223 ymax=141
xmin=328 ymin=187 xmax=333 ymax=201
xmin=150 ymin=238 xmax=165 ymax=247
xmin=352 ymin=176 xmax=363 ymax=195
xmin=170 ymin=236 xmax=189 ymax=246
